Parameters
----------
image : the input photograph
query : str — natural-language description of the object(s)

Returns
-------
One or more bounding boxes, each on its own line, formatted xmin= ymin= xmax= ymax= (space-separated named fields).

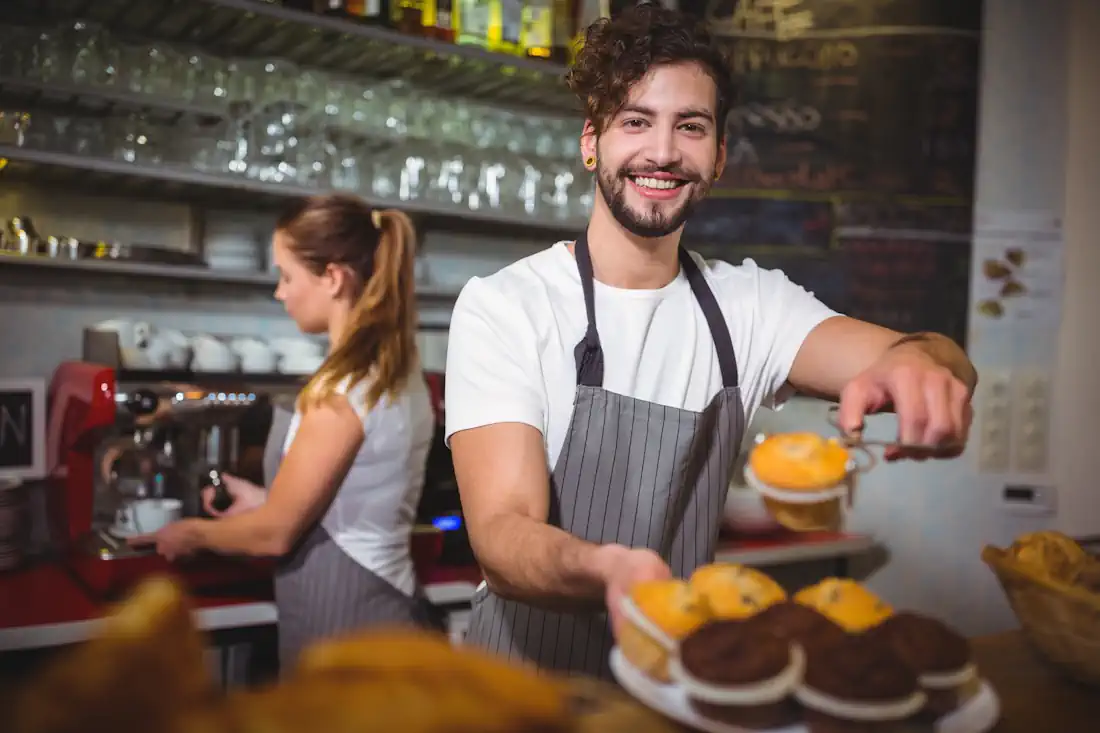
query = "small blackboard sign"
xmin=0 ymin=378 xmax=45 ymax=480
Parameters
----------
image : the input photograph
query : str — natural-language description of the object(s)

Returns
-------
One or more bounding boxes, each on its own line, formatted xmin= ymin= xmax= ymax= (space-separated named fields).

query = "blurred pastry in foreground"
xmin=866 ymin=612 xmax=980 ymax=718
xmin=230 ymin=661 xmax=572 ymax=733
xmin=794 ymin=633 xmax=926 ymax=733
xmin=618 ymin=579 xmax=711 ymax=683
xmin=688 ymin=563 xmax=787 ymax=619
xmin=10 ymin=575 xmax=213 ymax=733
xmin=293 ymin=629 xmax=571 ymax=730
xmin=747 ymin=433 xmax=850 ymax=532
xmin=751 ymin=600 xmax=847 ymax=651
xmin=794 ymin=578 xmax=893 ymax=632
xmin=670 ymin=619 xmax=803 ymax=729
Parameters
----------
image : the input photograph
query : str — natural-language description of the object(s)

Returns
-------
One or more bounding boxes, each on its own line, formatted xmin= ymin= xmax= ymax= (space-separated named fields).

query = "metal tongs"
xmin=825 ymin=405 xmax=965 ymax=474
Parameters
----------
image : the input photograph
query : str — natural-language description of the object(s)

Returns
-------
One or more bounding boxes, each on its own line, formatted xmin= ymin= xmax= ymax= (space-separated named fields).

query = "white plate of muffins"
xmin=610 ymin=567 xmax=1001 ymax=733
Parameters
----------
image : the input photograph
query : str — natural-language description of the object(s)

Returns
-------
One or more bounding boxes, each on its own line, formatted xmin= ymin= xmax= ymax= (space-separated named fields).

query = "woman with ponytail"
xmin=131 ymin=194 xmax=440 ymax=669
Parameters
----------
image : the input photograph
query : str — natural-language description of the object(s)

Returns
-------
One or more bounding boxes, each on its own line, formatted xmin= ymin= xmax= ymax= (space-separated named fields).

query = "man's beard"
xmin=596 ymin=159 xmax=712 ymax=239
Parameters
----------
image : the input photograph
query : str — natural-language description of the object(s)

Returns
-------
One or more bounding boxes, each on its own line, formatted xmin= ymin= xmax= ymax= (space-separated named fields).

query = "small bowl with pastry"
xmin=744 ymin=431 xmax=867 ymax=532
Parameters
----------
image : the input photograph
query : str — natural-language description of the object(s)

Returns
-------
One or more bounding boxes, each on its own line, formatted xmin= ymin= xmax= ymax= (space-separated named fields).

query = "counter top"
xmin=973 ymin=630 xmax=1098 ymax=733
xmin=0 ymin=530 xmax=873 ymax=653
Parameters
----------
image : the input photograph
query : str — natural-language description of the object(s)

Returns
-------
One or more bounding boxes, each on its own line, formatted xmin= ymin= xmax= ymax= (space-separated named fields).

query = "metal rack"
xmin=0 ymin=251 xmax=463 ymax=302
xmin=0 ymin=145 xmax=587 ymax=234
xmin=5 ymin=0 xmax=577 ymax=112
xmin=0 ymin=76 xmax=227 ymax=124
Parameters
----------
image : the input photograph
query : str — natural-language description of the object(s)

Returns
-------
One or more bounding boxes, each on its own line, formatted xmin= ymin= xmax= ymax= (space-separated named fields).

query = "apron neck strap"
xmin=678 ymin=249 xmax=739 ymax=389
xmin=573 ymin=232 xmax=605 ymax=388
xmin=572 ymin=234 xmax=740 ymax=390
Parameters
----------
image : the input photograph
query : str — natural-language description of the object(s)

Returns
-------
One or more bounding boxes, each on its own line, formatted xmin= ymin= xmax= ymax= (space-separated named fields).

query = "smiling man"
xmin=445 ymin=4 xmax=976 ymax=679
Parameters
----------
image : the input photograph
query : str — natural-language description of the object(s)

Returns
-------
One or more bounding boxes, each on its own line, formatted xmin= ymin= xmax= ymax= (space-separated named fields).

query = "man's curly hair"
xmin=566 ymin=3 xmax=736 ymax=137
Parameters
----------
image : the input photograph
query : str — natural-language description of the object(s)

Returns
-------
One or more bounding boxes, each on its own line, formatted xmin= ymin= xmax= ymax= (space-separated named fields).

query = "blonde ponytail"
xmin=296 ymin=206 xmax=419 ymax=413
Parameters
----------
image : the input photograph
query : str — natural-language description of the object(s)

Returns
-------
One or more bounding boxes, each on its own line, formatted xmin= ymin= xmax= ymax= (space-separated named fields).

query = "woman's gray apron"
xmin=463 ymin=234 xmax=746 ymax=680
xmin=262 ymin=403 xmax=442 ymax=672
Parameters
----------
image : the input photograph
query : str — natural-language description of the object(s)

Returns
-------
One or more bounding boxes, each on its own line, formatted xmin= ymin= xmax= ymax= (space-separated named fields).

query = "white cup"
xmin=268 ymin=337 xmax=324 ymax=360
xmin=114 ymin=498 xmax=182 ymax=536
xmin=280 ymin=353 xmax=325 ymax=375
xmin=231 ymin=337 xmax=277 ymax=373
xmin=191 ymin=334 xmax=239 ymax=372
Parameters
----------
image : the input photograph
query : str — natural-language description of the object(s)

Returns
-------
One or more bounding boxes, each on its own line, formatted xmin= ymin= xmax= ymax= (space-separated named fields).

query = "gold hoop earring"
xmin=584 ymin=155 xmax=596 ymax=168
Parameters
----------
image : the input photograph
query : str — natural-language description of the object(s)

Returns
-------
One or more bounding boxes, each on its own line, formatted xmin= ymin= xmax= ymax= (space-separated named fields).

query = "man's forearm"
xmin=893 ymin=332 xmax=978 ymax=393
xmin=475 ymin=513 xmax=618 ymax=609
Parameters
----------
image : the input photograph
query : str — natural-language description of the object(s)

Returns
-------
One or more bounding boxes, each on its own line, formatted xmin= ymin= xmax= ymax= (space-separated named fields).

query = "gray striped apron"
xmin=262 ymin=403 xmax=442 ymax=672
xmin=464 ymin=234 xmax=745 ymax=680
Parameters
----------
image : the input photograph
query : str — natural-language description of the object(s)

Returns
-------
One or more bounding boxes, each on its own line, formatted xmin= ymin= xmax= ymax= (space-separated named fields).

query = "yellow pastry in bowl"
xmin=618 ymin=579 xmax=711 ymax=683
xmin=749 ymin=432 xmax=850 ymax=490
xmin=689 ymin=563 xmax=787 ymax=619
xmin=746 ymin=433 xmax=851 ymax=531
xmin=794 ymin=578 xmax=893 ymax=632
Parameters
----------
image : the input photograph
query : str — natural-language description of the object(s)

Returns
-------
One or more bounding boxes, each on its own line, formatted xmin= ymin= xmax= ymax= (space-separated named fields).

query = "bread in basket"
xmin=982 ymin=531 xmax=1100 ymax=687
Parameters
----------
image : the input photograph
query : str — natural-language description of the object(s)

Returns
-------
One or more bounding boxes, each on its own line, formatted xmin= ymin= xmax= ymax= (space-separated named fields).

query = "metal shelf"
xmin=0 ymin=77 xmax=227 ymax=124
xmin=0 ymin=145 xmax=586 ymax=235
xmin=8 ymin=0 xmax=577 ymax=113
xmin=0 ymin=251 xmax=463 ymax=301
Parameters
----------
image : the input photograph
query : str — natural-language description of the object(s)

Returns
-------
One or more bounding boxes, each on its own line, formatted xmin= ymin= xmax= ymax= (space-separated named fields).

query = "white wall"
xmin=2 ymin=0 xmax=1097 ymax=635
xmin=1051 ymin=0 xmax=1100 ymax=538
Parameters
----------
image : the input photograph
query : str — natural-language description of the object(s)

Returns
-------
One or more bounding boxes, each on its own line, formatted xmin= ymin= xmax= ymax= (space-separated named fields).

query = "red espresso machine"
xmin=46 ymin=360 xmax=275 ymax=599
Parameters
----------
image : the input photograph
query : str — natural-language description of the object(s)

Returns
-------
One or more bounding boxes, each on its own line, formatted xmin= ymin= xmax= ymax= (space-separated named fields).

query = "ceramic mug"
xmin=114 ymin=498 xmax=183 ymax=536
xmin=190 ymin=334 xmax=238 ymax=372
xmin=231 ymin=337 xmax=277 ymax=373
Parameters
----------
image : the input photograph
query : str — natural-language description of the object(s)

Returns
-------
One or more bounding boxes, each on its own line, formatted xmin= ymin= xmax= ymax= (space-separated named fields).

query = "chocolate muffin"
xmin=794 ymin=633 xmax=926 ymax=732
xmin=670 ymin=620 xmax=803 ymax=729
xmin=751 ymin=601 xmax=848 ymax=651
xmin=867 ymin=612 xmax=980 ymax=718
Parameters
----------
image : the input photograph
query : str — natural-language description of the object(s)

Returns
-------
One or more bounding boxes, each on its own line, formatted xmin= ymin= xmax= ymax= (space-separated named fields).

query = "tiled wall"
xmin=0 ymin=186 xmax=550 ymax=379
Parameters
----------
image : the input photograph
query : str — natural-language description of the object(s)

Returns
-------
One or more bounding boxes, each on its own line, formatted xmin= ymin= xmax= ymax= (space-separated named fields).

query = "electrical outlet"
xmin=1012 ymin=371 xmax=1052 ymax=473
xmin=998 ymin=484 xmax=1057 ymax=517
xmin=979 ymin=444 xmax=1011 ymax=472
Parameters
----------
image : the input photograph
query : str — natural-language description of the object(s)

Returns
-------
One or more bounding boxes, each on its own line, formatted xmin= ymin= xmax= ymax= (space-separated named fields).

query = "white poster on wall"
xmin=972 ymin=209 xmax=1065 ymax=325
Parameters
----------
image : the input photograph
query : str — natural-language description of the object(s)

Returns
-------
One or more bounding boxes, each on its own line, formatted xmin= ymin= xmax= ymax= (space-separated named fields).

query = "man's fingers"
xmin=836 ymin=380 xmax=886 ymax=435
xmin=921 ymin=372 xmax=956 ymax=446
xmin=886 ymin=367 xmax=928 ymax=445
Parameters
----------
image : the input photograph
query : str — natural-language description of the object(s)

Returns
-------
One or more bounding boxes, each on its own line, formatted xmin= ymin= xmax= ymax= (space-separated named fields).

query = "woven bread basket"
xmin=982 ymin=544 xmax=1100 ymax=687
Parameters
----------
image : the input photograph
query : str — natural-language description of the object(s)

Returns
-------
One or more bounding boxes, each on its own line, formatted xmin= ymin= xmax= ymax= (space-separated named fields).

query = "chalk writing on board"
xmin=711 ymin=0 xmax=816 ymax=41
xmin=0 ymin=379 xmax=45 ymax=479
xmin=0 ymin=401 xmax=27 ymax=449
xmin=730 ymin=101 xmax=823 ymax=135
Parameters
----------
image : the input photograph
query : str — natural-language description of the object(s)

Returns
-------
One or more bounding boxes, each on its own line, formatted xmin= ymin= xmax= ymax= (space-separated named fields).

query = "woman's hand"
xmin=202 ymin=473 xmax=267 ymax=517
xmin=126 ymin=519 xmax=204 ymax=561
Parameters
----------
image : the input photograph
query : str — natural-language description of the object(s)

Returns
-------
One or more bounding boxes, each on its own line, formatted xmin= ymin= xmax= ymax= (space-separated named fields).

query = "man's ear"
xmin=580 ymin=119 xmax=598 ymax=168
xmin=714 ymin=134 xmax=727 ymax=180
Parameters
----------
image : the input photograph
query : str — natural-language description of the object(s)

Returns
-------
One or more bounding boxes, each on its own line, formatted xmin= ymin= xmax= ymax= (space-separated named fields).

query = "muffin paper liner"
xmin=668 ymin=643 xmax=805 ymax=705
xmin=920 ymin=663 xmax=978 ymax=689
xmin=745 ymin=467 xmax=848 ymax=504
xmin=794 ymin=683 xmax=927 ymax=722
xmin=619 ymin=595 xmax=677 ymax=651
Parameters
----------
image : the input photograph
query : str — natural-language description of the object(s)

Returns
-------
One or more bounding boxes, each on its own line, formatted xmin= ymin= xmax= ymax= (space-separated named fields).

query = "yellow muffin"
xmin=749 ymin=432 xmax=850 ymax=491
xmin=619 ymin=580 xmax=712 ymax=683
xmin=794 ymin=578 xmax=893 ymax=632
xmin=688 ymin=563 xmax=787 ymax=619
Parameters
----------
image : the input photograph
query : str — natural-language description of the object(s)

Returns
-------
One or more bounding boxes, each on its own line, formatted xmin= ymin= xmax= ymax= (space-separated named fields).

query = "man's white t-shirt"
xmin=283 ymin=372 xmax=435 ymax=595
xmin=444 ymin=242 xmax=839 ymax=467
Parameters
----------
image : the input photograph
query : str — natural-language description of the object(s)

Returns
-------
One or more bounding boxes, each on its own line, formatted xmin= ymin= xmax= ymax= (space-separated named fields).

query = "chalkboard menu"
xmin=683 ymin=0 xmax=982 ymax=346
xmin=0 ymin=379 xmax=46 ymax=480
